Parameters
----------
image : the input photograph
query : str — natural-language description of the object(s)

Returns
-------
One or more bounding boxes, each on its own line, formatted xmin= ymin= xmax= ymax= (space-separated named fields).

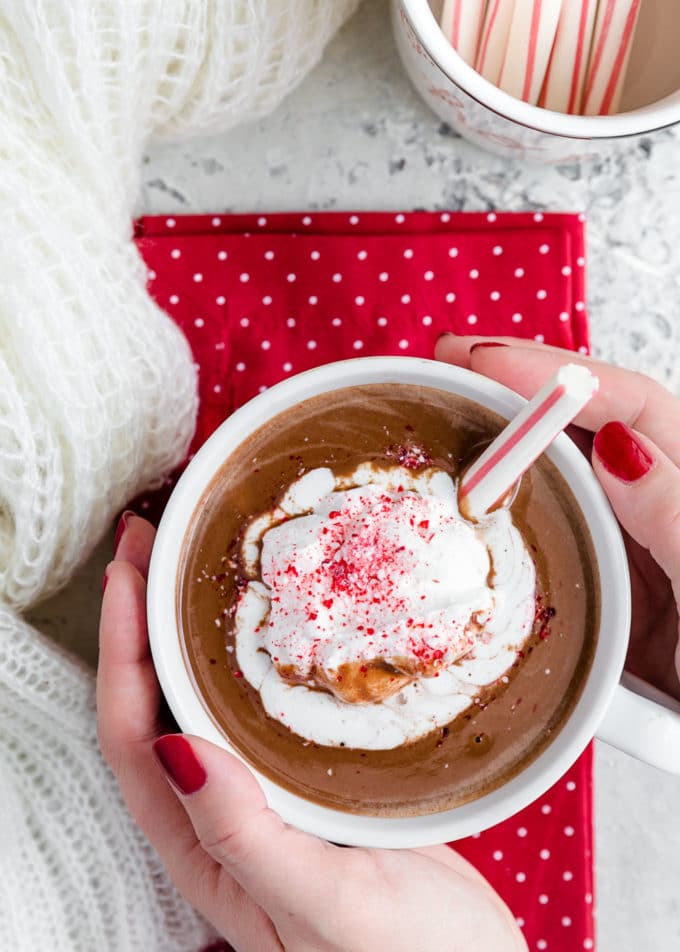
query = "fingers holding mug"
xmin=592 ymin=421 xmax=680 ymax=687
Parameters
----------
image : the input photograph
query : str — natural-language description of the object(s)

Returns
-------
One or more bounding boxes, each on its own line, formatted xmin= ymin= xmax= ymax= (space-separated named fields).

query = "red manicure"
xmin=593 ymin=421 xmax=654 ymax=482
xmin=114 ymin=510 xmax=136 ymax=554
xmin=470 ymin=341 xmax=509 ymax=353
xmin=153 ymin=735 xmax=207 ymax=795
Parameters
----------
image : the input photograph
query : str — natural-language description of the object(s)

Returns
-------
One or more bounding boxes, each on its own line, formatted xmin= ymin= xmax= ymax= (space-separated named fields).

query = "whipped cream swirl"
xmin=234 ymin=463 xmax=536 ymax=749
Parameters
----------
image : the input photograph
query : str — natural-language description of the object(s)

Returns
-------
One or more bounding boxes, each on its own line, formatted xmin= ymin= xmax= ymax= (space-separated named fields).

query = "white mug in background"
xmin=392 ymin=0 xmax=680 ymax=163
xmin=147 ymin=358 xmax=680 ymax=848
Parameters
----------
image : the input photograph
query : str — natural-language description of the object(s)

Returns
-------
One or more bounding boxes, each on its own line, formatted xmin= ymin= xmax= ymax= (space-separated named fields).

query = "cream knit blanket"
xmin=0 ymin=2 xmax=358 ymax=948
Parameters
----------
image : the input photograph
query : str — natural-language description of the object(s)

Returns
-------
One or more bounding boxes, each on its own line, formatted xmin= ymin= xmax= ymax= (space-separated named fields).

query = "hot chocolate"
xmin=178 ymin=383 xmax=599 ymax=817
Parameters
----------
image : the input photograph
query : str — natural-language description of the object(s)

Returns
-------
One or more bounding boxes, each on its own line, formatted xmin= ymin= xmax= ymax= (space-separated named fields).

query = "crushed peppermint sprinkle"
xmin=386 ymin=443 xmax=433 ymax=470
xmin=534 ymin=601 xmax=556 ymax=640
xmin=256 ymin=484 xmax=492 ymax=679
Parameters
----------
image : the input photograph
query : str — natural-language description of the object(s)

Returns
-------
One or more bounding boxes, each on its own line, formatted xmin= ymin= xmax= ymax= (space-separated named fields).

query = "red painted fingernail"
xmin=153 ymin=735 xmax=207 ymax=796
xmin=593 ymin=421 xmax=654 ymax=483
xmin=470 ymin=341 xmax=509 ymax=353
xmin=114 ymin=510 xmax=136 ymax=555
xmin=102 ymin=570 xmax=109 ymax=594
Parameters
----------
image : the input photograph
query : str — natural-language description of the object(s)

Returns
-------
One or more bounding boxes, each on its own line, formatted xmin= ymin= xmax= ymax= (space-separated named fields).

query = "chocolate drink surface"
xmin=178 ymin=384 xmax=599 ymax=817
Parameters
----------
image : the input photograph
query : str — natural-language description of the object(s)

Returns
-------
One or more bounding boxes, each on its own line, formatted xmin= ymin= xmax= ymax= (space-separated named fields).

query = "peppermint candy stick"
xmin=540 ymin=0 xmax=598 ymax=113
xmin=476 ymin=0 xmax=517 ymax=86
xmin=459 ymin=364 xmax=599 ymax=520
xmin=440 ymin=0 xmax=489 ymax=66
xmin=498 ymin=0 xmax=563 ymax=105
xmin=583 ymin=0 xmax=641 ymax=115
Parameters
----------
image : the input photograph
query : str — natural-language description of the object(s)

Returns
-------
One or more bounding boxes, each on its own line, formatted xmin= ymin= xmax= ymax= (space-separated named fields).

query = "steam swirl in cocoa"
xmin=179 ymin=384 xmax=599 ymax=817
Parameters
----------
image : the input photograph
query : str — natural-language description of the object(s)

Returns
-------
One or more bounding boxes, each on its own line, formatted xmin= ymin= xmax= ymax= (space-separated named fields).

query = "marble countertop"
xmin=29 ymin=2 xmax=680 ymax=950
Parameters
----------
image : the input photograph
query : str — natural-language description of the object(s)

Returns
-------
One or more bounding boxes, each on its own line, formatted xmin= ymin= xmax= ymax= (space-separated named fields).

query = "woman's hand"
xmin=97 ymin=515 xmax=526 ymax=952
xmin=435 ymin=335 xmax=680 ymax=700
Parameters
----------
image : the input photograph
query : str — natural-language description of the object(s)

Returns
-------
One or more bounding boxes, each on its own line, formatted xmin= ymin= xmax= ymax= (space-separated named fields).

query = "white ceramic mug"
xmin=392 ymin=0 xmax=680 ymax=163
xmin=147 ymin=357 xmax=680 ymax=848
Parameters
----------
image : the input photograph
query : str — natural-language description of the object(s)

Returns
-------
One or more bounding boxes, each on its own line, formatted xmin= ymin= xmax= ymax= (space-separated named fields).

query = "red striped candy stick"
xmin=459 ymin=364 xmax=598 ymax=520
xmin=498 ymin=0 xmax=563 ymax=105
xmin=540 ymin=0 xmax=598 ymax=113
xmin=440 ymin=0 xmax=489 ymax=67
xmin=476 ymin=0 xmax=517 ymax=86
xmin=582 ymin=0 xmax=641 ymax=115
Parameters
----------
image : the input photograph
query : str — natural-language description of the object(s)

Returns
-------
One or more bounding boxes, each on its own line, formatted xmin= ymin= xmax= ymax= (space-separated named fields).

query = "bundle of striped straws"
xmin=439 ymin=0 xmax=642 ymax=115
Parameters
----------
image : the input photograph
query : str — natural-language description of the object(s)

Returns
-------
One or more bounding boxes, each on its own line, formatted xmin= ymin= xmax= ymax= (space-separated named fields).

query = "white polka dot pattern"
xmin=136 ymin=210 xmax=594 ymax=952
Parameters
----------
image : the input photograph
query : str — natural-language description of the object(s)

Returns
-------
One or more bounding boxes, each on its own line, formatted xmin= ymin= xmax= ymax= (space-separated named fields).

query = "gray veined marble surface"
xmin=29 ymin=2 xmax=680 ymax=950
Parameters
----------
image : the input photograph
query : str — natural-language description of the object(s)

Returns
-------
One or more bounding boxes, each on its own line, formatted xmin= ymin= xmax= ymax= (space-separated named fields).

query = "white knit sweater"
xmin=0 ymin=2 xmax=358 ymax=949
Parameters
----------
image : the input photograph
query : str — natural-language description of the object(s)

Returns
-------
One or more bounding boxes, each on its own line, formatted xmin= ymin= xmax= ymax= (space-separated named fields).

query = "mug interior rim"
xmin=399 ymin=0 xmax=680 ymax=140
xmin=147 ymin=357 xmax=631 ymax=847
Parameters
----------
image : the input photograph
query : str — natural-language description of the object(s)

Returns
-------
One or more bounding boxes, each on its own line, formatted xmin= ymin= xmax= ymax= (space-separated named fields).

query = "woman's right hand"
xmin=435 ymin=335 xmax=680 ymax=700
xmin=97 ymin=515 xmax=527 ymax=952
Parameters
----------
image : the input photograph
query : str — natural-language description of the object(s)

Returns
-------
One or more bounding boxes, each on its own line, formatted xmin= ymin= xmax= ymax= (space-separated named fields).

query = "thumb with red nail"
xmin=592 ymin=420 xmax=680 ymax=690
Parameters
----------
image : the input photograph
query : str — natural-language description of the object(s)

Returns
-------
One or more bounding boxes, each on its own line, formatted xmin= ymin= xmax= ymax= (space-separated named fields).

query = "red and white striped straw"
xmin=476 ymin=0 xmax=517 ymax=86
xmin=459 ymin=364 xmax=599 ymax=520
xmin=498 ymin=0 xmax=563 ymax=105
xmin=540 ymin=0 xmax=597 ymax=113
xmin=440 ymin=0 xmax=489 ymax=67
xmin=582 ymin=0 xmax=641 ymax=116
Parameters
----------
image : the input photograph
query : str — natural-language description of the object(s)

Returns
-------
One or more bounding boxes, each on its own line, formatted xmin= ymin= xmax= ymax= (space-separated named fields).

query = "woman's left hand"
xmin=97 ymin=515 xmax=527 ymax=952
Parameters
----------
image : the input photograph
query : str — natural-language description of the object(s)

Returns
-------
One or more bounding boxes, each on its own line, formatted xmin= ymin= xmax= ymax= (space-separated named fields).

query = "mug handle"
xmin=595 ymin=672 xmax=680 ymax=774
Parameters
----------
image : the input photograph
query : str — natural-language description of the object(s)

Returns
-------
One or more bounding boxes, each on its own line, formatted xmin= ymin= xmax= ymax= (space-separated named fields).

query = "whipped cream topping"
xmin=261 ymin=484 xmax=492 ymax=675
xmin=234 ymin=463 xmax=536 ymax=749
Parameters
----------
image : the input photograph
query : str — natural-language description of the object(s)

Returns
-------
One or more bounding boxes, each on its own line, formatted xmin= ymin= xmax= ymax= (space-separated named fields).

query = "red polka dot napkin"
xmin=135 ymin=210 xmax=594 ymax=952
